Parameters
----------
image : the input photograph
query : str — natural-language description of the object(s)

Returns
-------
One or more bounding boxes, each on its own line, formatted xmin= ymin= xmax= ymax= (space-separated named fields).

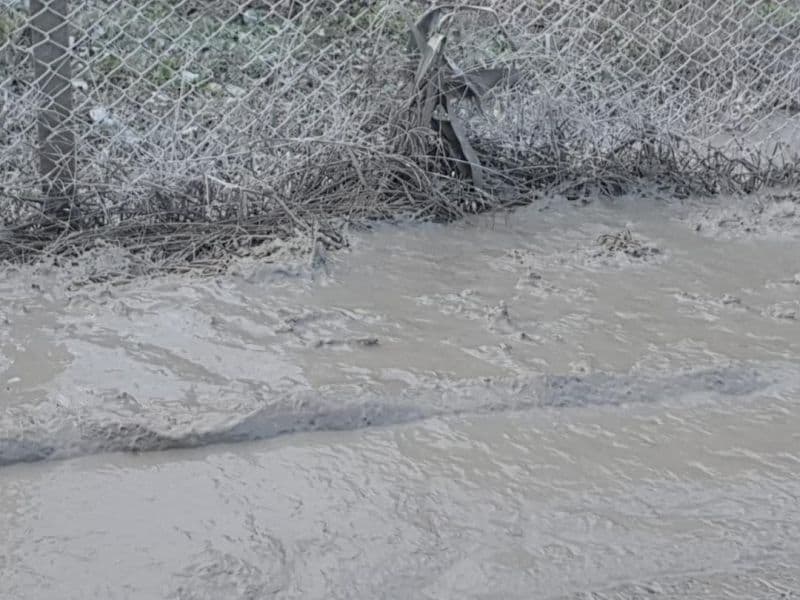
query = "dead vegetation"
xmin=595 ymin=229 xmax=661 ymax=260
xmin=1 ymin=1 xmax=799 ymax=273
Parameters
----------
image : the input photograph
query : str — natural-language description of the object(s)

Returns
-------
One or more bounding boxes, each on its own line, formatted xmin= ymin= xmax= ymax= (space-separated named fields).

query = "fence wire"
xmin=1 ymin=0 xmax=799 ymax=263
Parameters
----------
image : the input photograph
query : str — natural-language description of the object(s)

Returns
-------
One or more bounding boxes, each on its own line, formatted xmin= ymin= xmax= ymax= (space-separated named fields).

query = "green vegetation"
xmin=758 ymin=1 xmax=800 ymax=27
xmin=0 ymin=8 xmax=25 ymax=46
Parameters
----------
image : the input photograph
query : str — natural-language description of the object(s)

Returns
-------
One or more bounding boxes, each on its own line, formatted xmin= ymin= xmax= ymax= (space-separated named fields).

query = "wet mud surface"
xmin=1 ymin=191 xmax=799 ymax=598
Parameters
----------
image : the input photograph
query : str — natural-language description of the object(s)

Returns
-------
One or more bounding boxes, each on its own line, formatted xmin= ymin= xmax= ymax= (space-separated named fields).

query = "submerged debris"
xmin=595 ymin=229 xmax=661 ymax=259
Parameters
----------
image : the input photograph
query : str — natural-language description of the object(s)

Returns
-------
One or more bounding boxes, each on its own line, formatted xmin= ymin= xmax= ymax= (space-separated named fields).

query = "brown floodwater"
xmin=1 ymin=191 xmax=799 ymax=598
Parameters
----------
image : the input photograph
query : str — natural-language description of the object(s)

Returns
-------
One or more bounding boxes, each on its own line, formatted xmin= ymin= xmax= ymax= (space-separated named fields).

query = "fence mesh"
xmin=2 ymin=0 xmax=800 ymax=265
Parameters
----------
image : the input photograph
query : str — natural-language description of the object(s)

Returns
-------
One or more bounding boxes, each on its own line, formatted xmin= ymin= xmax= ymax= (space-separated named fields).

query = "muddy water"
xmin=1 ymin=192 xmax=799 ymax=598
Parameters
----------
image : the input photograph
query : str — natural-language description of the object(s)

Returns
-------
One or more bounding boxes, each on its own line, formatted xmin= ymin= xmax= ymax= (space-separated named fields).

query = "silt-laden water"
xmin=1 ymin=191 xmax=799 ymax=598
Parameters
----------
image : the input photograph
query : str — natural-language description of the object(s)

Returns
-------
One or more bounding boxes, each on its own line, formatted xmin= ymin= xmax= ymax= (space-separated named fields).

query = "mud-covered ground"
xmin=1 ymin=190 xmax=799 ymax=599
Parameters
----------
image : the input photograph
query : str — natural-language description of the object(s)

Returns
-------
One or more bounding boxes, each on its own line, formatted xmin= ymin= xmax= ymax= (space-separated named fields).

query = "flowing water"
xmin=1 ymin=192 xmax=799 ymax=599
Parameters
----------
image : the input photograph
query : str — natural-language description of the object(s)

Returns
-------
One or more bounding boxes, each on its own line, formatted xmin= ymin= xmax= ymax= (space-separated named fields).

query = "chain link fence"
xmin=2 ymin=0 xmax=799 ymax=265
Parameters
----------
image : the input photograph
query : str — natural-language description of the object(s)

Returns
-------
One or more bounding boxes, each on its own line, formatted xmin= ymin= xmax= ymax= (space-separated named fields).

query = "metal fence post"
xmin=29 ymin=0 xmax=76 ymax=219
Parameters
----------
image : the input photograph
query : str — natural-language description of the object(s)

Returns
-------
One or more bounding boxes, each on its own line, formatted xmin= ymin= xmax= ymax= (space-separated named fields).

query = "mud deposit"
xmin=1 ymin=192 xmax=799 ymax=598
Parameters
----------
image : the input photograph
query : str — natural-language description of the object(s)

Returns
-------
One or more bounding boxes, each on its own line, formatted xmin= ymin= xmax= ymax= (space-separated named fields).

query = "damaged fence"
xmin=1 ymin=0 xmax=800 ymax=267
